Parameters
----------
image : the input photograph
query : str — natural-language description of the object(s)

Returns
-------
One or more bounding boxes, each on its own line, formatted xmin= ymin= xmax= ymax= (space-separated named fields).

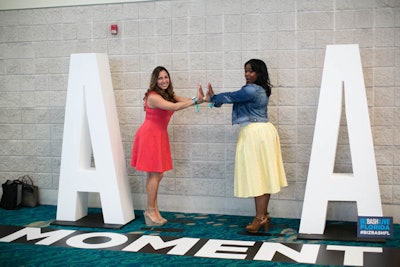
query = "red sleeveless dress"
xmin=131 ymin=92 xmax=174 ymax=172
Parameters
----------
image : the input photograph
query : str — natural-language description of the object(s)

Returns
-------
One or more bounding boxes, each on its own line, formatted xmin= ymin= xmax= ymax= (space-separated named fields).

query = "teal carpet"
xmin=0 ymin=205 xmax=399 ymax=266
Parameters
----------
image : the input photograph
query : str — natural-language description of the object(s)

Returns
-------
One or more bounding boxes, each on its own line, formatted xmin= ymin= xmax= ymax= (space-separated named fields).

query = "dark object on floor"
xmin=18 ymin=175 xmax=39 ymax=207
xmin=0 ymin=180 xmax=23 ymax=210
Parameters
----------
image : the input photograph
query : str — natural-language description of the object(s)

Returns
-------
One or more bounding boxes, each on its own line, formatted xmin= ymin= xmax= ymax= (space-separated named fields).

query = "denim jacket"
xmin=211 ymin=83 xmax=269 ymax=125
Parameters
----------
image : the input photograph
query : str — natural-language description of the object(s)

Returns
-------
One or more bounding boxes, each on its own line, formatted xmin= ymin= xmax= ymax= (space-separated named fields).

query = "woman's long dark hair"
xmin=244 ymin=59 xmax=272 ymax=97
xmin=144 ymin=66 xmax=177 ymax=103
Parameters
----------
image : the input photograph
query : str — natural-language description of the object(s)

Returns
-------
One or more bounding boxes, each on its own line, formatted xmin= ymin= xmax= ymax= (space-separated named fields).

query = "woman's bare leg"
xmin=146 ymin=172 xmax=163 ymax=222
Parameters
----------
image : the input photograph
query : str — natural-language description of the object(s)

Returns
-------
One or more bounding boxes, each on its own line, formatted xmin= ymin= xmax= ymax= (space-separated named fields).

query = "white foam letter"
xmin=299 ymin=45 xmax=382 ymax=234
xmin=56 ymin=53 xmax=134 ymax=225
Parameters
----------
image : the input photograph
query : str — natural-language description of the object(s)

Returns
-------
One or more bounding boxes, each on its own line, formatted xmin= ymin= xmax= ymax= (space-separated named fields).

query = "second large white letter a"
xmin=299 ymin=45 xmax=382 ymax=235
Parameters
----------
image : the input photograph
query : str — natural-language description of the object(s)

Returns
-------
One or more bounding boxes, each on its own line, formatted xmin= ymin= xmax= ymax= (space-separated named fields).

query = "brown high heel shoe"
xmin=245 ymin=214 xmax=271 ymax=233
xmin=246 ymin=216 xmax=265 ymax=233
xmin=263 ymin=213 xmax=271 ymax=232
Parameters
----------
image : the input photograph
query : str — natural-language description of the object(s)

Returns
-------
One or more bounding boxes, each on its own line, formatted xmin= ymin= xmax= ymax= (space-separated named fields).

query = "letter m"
xmin=0 ymin=227 xmax=75 ymax=245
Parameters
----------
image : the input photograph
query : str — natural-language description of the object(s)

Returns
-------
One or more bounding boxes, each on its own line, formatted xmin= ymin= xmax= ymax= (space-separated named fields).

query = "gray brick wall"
xmin=0 ymin=0 xmax=399 ymax=222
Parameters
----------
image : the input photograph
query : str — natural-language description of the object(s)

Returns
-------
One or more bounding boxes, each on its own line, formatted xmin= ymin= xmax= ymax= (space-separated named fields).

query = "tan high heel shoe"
xmin=155 ymin=208 xmax=168 ymax=224
xmin=160 ymin=216 xmax=168 ymax=224
xmin=143 ymin=210 xmax=166 ymax=226
xmin=245 ymin=214 xmax=271 ymax=233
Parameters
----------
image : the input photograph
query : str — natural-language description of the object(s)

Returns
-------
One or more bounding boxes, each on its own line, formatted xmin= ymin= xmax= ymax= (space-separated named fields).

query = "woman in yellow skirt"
xmin=204 ymin=59 xmax=287 ymax=232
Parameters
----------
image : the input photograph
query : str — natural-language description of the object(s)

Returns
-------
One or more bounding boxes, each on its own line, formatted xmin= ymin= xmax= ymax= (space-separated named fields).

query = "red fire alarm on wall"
xmin=111 ymin=24 xmax=118 ymax=35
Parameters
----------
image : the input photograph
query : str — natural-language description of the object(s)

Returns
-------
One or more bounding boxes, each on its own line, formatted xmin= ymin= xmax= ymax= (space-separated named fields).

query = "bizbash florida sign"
xmin=1 ymin=226 xmax=399 ymax=267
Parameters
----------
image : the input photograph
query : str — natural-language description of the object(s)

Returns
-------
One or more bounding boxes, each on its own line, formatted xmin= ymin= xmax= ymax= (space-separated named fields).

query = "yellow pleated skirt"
xmin=234 ymin=122 xmax=287 ymax=198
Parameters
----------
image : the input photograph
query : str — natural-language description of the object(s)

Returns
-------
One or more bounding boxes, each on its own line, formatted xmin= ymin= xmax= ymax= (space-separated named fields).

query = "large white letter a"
xmin=299 ymin=45 xmax=382 ymax=235
xmin=56 ymin=53 xmax=134 ymax=225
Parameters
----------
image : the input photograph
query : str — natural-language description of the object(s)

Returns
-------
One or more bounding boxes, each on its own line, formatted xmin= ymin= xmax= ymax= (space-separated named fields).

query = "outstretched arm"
xmin=148 ymin=84 xmax=204 ymax=111
xmin=206 ymin=83 xmax=256 ymax=107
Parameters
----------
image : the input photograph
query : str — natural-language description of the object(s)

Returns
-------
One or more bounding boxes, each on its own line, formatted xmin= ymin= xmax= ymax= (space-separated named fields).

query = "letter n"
xmin=55 ymin=53 xmax=134 ymax=225
xmin=299 ymin=45 xmax=382 ymax=235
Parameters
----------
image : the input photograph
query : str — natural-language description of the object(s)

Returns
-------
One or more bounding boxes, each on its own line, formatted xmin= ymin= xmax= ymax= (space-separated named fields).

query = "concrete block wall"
xmin=0 ymin=0 xmax=399 ymax=222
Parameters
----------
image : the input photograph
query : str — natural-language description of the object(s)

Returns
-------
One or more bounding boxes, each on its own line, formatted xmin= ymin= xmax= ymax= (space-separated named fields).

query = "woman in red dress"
xmin=131 ymin=66 xmax=204 ymax=226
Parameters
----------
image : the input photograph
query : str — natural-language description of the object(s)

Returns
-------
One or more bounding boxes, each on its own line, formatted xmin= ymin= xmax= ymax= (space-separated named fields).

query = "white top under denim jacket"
xmin=210 ymin=83 xmax=269 ymax=126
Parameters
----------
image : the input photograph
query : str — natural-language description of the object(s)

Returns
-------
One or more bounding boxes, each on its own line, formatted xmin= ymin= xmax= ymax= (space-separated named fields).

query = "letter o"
xmin=66 ymin=232 xmax=128 ymax=249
